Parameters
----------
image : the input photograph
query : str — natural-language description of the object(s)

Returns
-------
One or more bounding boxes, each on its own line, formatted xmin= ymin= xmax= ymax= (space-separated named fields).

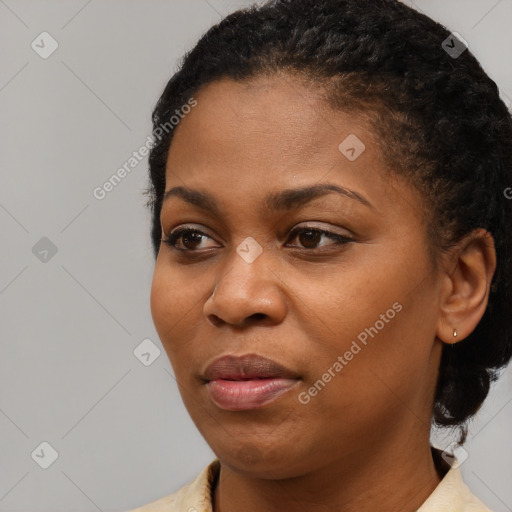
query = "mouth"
xmin=202 ymin=353 xmax=301 ymax=411
xmin=205 ymin=377 xmax=301 ymax=410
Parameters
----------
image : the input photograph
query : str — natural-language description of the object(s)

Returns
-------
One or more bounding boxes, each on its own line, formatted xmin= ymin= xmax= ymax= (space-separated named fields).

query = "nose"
xmin=203 ymin=245 xmax=287 ymax=328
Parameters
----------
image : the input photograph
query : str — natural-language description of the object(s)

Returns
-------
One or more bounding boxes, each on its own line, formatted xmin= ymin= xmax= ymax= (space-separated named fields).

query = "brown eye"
xmin=162 ymin=226 xmax=353 ymax=254
xmin=287 ymin=227 xmax=352 ymax=250
xmin=163 ymin=228 xmax=215 ymax=251
xmin=179 ymin=231 xmax=204 ymax=250
xmin=297 ymin=230 xmax=322 ymax=249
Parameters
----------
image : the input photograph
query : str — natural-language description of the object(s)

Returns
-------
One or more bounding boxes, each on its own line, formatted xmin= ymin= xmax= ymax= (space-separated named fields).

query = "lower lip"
xmin=206 ymin=378 xmax=300 ymax=410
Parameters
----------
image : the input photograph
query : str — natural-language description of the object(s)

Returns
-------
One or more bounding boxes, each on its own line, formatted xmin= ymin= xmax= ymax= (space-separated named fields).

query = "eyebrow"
xmin=162 ymin=183 xmax=374 ymax=215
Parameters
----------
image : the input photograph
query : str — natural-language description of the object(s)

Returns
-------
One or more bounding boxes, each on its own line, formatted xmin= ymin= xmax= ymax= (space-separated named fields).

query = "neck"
xmin=212 ymin=429 xmax=444 ymax=512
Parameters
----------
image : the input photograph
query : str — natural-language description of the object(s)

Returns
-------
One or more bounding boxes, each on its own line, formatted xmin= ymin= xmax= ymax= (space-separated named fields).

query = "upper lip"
xmin=203 ymin=353 xmax=300 ymax=382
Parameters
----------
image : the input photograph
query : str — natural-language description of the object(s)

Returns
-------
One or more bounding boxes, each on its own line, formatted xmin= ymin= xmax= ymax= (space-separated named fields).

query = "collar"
xmin=130 ymin=447 xmax=493 ymax=511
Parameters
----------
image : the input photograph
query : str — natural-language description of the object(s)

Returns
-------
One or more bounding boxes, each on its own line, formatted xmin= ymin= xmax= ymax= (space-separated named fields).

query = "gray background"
xmin=0 ymin=0 xmax=511 ymax=511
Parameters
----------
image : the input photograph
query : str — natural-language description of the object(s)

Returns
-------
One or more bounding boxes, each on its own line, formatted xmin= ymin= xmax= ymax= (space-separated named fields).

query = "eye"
xmin=162 ymin=225 xmax=352 ymax=253
xmin=286 ymin=226 xmax=353 ymax=250
xmin=162 ymin=227 xmax=217 ymax=252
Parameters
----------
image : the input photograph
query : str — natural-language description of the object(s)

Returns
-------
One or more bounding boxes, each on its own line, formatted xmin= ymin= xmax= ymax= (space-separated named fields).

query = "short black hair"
xmin=144 ymin=0 xmax=512 ymax=443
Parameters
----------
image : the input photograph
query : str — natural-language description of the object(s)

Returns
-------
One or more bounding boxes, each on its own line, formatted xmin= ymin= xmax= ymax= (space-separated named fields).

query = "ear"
xmin=436 ymin=228 xmax=496 ymax=344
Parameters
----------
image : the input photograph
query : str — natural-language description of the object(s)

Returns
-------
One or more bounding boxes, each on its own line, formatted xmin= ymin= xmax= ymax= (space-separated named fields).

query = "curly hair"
xmin=144 ymin=0 xmax=512 ymax=443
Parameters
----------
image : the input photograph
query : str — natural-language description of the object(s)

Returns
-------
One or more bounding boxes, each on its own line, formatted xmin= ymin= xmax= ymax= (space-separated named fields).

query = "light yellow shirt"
xmin=128 ymin=449 xmax=493 ymax=511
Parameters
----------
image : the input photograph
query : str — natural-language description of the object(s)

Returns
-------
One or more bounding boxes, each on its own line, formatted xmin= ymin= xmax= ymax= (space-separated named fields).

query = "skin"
xmin=150 ymin=74 xmax=496 ymax=512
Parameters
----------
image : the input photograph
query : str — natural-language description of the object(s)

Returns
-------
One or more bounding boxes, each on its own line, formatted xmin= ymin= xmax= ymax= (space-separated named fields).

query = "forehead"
xmin=168 ymin=74 xmax=368 ymax=165
xmin=163 ymin=74 xmax=420 ymax=222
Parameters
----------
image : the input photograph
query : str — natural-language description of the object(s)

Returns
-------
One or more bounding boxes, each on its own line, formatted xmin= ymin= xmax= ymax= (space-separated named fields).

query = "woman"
xmin=131 ymin=0 xmax=512 ymax=510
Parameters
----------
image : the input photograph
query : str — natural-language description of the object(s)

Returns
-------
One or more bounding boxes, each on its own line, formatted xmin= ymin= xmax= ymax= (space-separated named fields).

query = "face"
xmin=150 ymin=74 xmax=445 ymax=479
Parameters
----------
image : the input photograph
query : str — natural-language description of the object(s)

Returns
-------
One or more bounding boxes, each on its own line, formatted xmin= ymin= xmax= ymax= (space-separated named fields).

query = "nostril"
xmin=207 ymin=314 xmax=225 ymax=328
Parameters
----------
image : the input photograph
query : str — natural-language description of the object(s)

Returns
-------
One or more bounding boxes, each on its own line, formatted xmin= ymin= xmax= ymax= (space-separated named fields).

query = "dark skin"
xmin=150 ymin=74 xmax=496 ymax=511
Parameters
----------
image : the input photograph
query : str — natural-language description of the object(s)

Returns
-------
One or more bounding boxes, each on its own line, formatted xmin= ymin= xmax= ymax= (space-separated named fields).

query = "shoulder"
xmin=126 ymin=459 xmax=220 ymax=512
xmin=418 ymin=449 xmax=494 ymax=512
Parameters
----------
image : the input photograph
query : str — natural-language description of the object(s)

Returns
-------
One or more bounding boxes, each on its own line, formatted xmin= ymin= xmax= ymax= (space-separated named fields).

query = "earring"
xmin=453 ymin=328 xmax=457 ymax=338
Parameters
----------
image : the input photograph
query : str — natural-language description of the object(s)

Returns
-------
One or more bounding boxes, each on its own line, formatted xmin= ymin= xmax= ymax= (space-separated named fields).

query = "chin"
xmin=215 ymin=440 xmax=309 ymax=480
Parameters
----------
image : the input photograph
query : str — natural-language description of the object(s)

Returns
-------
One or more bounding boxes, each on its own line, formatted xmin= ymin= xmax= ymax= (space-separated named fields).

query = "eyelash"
xmin=162 ymin=226 xmax=352 ymax=253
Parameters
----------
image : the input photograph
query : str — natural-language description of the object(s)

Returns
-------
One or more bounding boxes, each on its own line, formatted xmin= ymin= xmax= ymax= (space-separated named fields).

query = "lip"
xmin=203 ymin=353 xmax=300 ymax=381
xmin=206 ymin=378 xmax=300 ymax=410
xmin=202 ymin=354 xmax=301 ymax=411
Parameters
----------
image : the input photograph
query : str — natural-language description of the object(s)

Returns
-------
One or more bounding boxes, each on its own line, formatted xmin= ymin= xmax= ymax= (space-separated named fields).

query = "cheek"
xmin=299 ymin=242 xmax=437 ymax=389
xmin=150 ymin=263 xmax=191 ymax=351
xmin=296 ymin=258 xmax=401 ymax=347
xmin=150 ymin=261 xmax=212 ymax=367
xmin=150 ymin=263 xmax=170 ymax=336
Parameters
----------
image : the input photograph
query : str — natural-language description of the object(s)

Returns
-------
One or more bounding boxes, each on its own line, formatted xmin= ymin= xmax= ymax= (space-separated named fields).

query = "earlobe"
xmin=435 ymin=229 xmax=496 ymax=345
